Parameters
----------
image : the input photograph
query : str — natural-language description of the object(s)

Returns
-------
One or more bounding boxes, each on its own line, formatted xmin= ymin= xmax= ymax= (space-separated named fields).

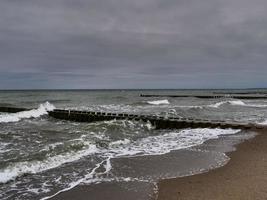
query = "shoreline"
xmin=157 ymin=128 xmax=267 ymax=200
xmin=47 ymin=129 xmax=259 ymax=200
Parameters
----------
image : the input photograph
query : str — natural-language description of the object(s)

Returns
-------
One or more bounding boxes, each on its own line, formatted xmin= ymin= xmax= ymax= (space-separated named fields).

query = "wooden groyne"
xmin=140 ymin=94 xmax=267 ymax=99
xmin=0 ymin=106 xmax=29 ymax=113
xmin=49 ymin=109 xmax=264 ymax=130
xmin=0 ymin=107 xmax=265 ymax=130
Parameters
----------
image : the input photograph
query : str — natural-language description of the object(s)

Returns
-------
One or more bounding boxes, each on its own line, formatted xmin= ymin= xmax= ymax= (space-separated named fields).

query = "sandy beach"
xmin=157 ymin=128 xmax=267 ymax=200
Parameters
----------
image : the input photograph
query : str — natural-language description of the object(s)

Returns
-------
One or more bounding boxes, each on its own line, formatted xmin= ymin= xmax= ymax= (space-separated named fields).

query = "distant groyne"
xmin=140 ymin=94 xmax=267 ymax=99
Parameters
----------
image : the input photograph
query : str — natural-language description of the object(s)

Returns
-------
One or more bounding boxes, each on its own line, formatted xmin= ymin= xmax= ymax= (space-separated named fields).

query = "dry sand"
xmin=157 ymin=128 xmax=267 ymax=200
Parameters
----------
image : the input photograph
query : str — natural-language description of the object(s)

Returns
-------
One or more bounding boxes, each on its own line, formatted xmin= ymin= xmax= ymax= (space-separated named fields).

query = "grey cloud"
xmin=0 ymin=0 xmax=267 ymax=88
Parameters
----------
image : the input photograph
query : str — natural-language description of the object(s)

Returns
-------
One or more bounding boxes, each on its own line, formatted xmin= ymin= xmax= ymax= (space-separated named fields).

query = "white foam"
xmin=207 ymin=101 xmax=226 ymax=108
xmin=39 ymin=128 xmax=240 ymax=200
xmin=0 ymin=143 xmax=98 ymax=183
xmin=206 ymin=100 xmax=267 ymax=109
xmin=145 ymin=122 xmax=153 ymax=130
xmin=109 ymin=139 xmax=131 ymax=147
xmin=147 ymin=99 xmax=170 ymax=105
xmin=0 ymin=142 xmax=11 ymax=153
xmin=70 ymin=104 xmax=137 ymax=114
xmin=229 ymin=100 xmax=246 ymax=106
xmin=0 ymin=102 xmax=55 ymax=123
xmin=171 ymin=100 xmax=248 ymax=109
xmin=258 ymin=119 xmax=267 ymax=125
xmin=27 ymin=128 xmax=239 ymax=184
xmin=40 ymin=157 xmax=112 ymax=200
xmin=208 ymin=100 xmax=245 ymax=108
xmin=177 ymin=105 xmax=204 ymax=109
xmin=109 ymin=128 xmax=240 ymax=157
xmin=246 ymin=104 xmax=267 ymax=108
xmin=103 ymin=156 xmax=112 ymax=174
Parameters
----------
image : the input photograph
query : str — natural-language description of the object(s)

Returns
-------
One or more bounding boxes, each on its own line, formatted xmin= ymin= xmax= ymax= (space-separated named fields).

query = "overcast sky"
xmin=0 ymin=0 xmax=267 ymax=89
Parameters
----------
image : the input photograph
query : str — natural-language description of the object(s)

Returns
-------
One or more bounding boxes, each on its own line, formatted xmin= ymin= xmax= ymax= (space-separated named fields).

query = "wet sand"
xmin=157 ymin=128 xmax=267 ymax=200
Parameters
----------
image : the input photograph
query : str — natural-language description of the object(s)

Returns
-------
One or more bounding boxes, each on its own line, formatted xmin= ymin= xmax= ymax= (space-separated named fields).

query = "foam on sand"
xmin=40 ymin=157 xmax=112 ymax=200
xmin=0 ymin=102 xmax=55 ymax=123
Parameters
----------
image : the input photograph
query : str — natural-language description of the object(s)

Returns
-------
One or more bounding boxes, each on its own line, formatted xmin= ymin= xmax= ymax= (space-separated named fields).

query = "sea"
xmin=0 ymin=89 xmax=267 ymax=200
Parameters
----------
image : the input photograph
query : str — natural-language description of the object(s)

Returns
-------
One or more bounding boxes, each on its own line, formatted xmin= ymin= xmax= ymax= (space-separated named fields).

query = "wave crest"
xmin=258 ymin=119 xmax=267 ymax=125
xmin=0 ymin=143 xmax=97 ymax=183
xmin=0 ymin=102 xmax=55 ymax=123
xmin=207 ymin=100 xmax=267 ymax=108
xmin=208 ymin=100 xmax=245 ymax=108
xmin=147 ymin=99 xmax=170 ymax=105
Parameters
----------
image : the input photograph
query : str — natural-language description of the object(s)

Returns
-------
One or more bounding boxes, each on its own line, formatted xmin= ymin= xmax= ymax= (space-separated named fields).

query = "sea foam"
xmin=0 ymin=102 xmax=55 ymax=123
xmin=208 ymin=100 xmax=245 ymax=108
xmin=147 ymin=99 xmax=170 ymax=105
xmin=40 ymin=127 xmax=240 ymax=200
xmin=0 ymin=143 xmax=98 ymax=183
xmin=258 ymin=119 xmax=267 ymax=125
xmin=108 ymin=128 xmax=240 ymax=157
xmin=207 ymin=100 xmax=267 ymax=108
xmin=0 ymin=127 xmax=240 ymax=184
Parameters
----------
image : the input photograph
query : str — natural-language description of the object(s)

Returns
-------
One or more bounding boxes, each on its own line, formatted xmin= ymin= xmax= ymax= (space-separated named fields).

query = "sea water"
xmin=0 ymin=89 xmax=267 ymax=199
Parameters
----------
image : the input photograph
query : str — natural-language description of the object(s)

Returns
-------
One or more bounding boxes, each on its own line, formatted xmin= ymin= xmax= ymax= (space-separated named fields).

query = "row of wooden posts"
xmin=0 ymin=106 xmax=265 ymax=130
xmin=48 ymin=109 xmax=262 ymax=130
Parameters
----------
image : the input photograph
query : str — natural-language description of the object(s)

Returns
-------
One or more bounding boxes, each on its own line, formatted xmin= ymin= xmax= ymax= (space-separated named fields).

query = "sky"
xmin=0 ymin=0 xmax=267 ymax=89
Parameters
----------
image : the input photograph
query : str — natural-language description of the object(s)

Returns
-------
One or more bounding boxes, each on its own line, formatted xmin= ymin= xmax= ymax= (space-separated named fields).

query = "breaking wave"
xmin=207 ymin=100 xmax=245 ymax=108
xmin=147 ymin=99 xmax=170 ymax=105
xmin=172 ymin=100 xmax=267 ymax=110
xmin=207 ymin=100 xmax=267 ymax=108
xmin=258 ymin=119 xmax=267 ymax=125
xmin=0 ymin=102 xmax=55 ymax=123
xmin=0 ymin=143 xmax=97 ymax=183
xmin=172 ymin=100 xmax=248 ymax=110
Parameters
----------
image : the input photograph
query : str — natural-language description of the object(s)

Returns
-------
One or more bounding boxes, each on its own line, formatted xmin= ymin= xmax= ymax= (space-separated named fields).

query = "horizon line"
xmin=0 ymin=88 xmax=267 ymax=91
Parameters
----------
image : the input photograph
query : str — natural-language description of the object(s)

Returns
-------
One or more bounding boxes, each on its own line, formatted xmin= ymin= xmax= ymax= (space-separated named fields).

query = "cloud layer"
xmin=0 ymin=0 xmax=267 ymax=89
